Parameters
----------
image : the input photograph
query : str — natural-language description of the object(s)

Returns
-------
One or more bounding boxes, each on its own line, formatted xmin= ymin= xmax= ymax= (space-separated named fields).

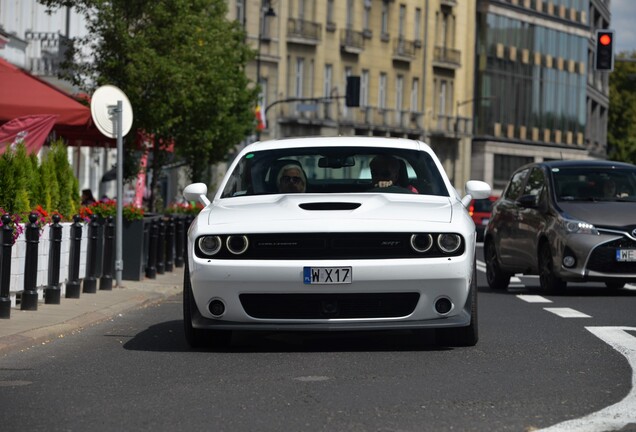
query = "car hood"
xmin=559 ymin=201 xmax=636 ymax=227
xmin=204 ymin=194 xmax=455 ymax=233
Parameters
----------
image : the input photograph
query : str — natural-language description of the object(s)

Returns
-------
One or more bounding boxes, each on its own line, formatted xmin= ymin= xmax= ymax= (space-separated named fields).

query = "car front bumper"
xmin=188 ymin=254 xmax=474 ymax=330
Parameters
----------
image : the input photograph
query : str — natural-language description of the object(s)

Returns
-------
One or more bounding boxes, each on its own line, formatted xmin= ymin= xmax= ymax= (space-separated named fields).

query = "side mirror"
xmin=183 ymin=183 xmax=210 ymax=207
xmin=461 ymin=180 xmax=491 ymax=207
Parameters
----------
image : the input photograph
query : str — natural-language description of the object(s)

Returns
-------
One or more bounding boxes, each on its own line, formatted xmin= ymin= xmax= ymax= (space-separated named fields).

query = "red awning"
xmin=0 ymin=57 xmax=113 ymax=147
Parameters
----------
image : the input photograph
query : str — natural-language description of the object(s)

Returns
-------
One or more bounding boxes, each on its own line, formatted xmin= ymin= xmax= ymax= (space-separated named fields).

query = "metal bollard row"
xmin=0 ymin=211 xmax=187 ymax=318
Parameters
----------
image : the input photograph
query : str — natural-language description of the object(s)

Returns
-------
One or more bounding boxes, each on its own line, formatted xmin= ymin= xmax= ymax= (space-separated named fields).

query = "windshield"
xmin=552 ymin=167 xmax=636 ymax=202
xmin=220 ymin=146 xmax=449 ymax=198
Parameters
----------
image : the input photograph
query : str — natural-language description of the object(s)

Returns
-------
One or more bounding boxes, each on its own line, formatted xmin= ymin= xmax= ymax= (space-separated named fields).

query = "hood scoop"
xmin=299 ymin=202 xmax=362 ymax=211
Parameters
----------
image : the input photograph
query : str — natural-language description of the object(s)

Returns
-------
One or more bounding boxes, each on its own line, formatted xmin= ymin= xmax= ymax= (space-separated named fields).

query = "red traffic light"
xmin=599 ymin=34 xmax=612 ymax=46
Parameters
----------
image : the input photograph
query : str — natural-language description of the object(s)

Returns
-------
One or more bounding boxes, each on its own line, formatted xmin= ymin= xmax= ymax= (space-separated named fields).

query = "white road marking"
xmin=516 ymin=295 xmax=552 ymax=303
xmin=536 ymin=326 xmax=636 ymax=431
xmin=543 ymin=308 xmax=591 ymax=318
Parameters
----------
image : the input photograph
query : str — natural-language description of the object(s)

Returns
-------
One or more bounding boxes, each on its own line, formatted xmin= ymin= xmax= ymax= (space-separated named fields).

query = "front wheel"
xmin=485 ymin=240 xmax=511 ymax=291
xmin=539 ymin=243 xmax=567 ymax=293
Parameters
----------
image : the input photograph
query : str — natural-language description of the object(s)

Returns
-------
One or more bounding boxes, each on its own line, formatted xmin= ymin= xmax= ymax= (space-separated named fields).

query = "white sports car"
xmin=183 ymin=136 xmax=491 ymax=348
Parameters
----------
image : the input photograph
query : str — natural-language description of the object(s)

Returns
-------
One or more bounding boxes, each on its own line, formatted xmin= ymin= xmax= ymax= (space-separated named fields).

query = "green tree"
xmin=39 ymin=0 xmax=259 ymax=208
xmin=608 ymin=51 xmax=636 ymax=163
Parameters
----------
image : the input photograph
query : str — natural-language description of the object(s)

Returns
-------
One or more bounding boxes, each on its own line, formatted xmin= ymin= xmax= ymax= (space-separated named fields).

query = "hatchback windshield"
xmin=552 ymin=167 xmax=636 ymax=202
xmin=220 ymin=146 xmax=448 ymax=198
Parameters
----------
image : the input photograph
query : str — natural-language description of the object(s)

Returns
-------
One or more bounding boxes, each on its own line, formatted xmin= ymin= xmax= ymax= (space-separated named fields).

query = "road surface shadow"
xmin=123 ymin=320 xmax=454 ymax=353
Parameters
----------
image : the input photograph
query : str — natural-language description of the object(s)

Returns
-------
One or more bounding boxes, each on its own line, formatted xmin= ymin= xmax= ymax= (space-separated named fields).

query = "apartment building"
xmin=234 ymin=0 xmax=477 ymax=189
xmin=471 ymin=0 xmax=611 ymax=192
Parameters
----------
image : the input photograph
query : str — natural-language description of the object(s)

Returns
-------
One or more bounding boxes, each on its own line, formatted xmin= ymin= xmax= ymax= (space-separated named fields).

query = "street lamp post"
xmin=256 ymin=1 xmax=276 ymax=141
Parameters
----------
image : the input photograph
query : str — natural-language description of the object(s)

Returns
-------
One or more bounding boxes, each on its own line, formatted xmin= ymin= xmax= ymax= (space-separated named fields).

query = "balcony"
xmin=24 ymin=31 xmax=72 ymax=77
xmin=432 ymin=46 xmax=461 ymax=69
xmin=430 ymin=115 xmax=473 ymax=137
xmin=340 ymin=29 xmax=364 ymax=54
xmin=392 ymin=38 xmax=417 ymax=63
xmin=287 ymin=18 xmax=322 ymax=46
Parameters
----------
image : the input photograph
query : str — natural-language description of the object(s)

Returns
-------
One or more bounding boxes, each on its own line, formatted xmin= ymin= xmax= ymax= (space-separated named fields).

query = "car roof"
xmin=520 ymin=159 xmax=636 ymax=171
xmin=242 ymin=136 xmax=430 ymax=153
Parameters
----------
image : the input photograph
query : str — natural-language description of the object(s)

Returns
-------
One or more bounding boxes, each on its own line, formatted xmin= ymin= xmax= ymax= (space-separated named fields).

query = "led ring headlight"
xmin=198 ymin=235 xmax=222 ymax=256
xmin=437 ymin=234 xmax=461 ymax=254
xmin=410 ymin=234 xmax=433 ymax=253
xmin=226 ymin=235 xmax=249 ymax=255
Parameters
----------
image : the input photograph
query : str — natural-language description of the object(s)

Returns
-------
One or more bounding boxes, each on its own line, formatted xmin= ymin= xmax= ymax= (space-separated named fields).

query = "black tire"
xmin=605 ymin=281 xmax=625 ymax=290
xmin=436 ymin=264 xmax=478 ymax=347
xmin=485 ymin=240 xmax=511 ymax=291
xmin=539 ymin=243 xmax=567 ymax=293
xmin=183 ymin=262 xmax=231 ymax=349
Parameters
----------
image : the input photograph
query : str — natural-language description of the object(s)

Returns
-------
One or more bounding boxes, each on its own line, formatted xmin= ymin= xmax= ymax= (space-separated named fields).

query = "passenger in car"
xmin=277 ymin=164 xmax=307 ymax=193
xmin=369 ymin=155 xmax=416 ymax=194
xmin=602 ymin=179 xmax=617 ymax=198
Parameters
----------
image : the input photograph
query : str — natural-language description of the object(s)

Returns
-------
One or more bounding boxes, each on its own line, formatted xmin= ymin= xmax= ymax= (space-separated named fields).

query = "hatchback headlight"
xmin=563 ymin=219 xmax=598 ymax=235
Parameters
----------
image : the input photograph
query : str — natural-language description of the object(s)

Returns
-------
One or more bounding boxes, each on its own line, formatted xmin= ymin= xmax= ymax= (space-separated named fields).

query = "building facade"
xmin=234 ymin=0 xmax=477 ymax=189
xmin=472 ymin=0 xmax=611 ymax=193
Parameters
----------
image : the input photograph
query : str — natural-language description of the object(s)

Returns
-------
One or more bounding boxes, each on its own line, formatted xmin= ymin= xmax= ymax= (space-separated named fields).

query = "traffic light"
xmin=345 ymin=76 xmax=360 ymax=107
xmin=595 ymin=29 xmax=615 ymax=71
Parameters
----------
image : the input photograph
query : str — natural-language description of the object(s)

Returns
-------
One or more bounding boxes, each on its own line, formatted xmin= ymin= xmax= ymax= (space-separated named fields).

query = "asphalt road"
xmin=1 ymin=246 xmax=635 ymax=432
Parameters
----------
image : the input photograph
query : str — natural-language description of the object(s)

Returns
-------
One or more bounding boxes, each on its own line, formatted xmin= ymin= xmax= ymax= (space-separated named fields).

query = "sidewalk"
xmin=0 ymin=266 xmax=184 ymax=355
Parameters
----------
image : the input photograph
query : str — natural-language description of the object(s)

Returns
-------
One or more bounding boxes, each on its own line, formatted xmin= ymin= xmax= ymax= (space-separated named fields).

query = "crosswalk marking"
xmin=544 ymin=308 xmax=591 ymax=318
xmin=516 ymin=295 xmax=552 ymax=303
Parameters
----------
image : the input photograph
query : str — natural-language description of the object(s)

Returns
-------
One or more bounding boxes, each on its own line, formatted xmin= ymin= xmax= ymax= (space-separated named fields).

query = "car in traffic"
xmin=183 ymin=136 xmax=491 ymax=348
xmin=484 ymin=159 xmax=636 ymax=292
xmin=469 ymin=196 xmax=498 ymax=241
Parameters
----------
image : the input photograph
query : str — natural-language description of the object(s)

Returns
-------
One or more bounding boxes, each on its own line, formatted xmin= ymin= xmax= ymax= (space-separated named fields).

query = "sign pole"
xmin=115 ymin=100 xmax=123 ymax=286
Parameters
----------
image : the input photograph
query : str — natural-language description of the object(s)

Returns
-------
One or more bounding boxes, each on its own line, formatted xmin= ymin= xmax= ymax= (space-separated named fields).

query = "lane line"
xmin=543 ymin=308 xmax=591 ymax=318
xmin=536 ymin=326 xmax=636 ymax=431
xmin=516 ymin=295 xmax=552 ymax=303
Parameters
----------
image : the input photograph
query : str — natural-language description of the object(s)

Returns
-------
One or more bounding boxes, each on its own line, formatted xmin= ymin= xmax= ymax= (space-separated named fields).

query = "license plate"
xmin=303 ymin=267 xmax=352 ymax=284
xmin=616 ymin=249 xmax=636 ymax=262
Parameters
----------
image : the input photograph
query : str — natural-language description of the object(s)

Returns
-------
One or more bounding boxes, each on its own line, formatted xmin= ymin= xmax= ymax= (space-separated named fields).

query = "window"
xmin=379 ymin=73 xmax=387 ymax=109
xmin=503 ymin=169 xmax=529 ymax=200
xmin=327 ymin=0 xmax=334 ymax=24
xmin=523 ymin=167 xmax=546 ymax=198
xmin=381 ymin=2 xmax=389 ymax=35
xmin=495 ymin=155 xmax=534 ymax=189
xmin=361 ymin=70 xmax=370 ymax=107
xmin=438 ymin=80 xmax=447 ymax=116
xmin=410 ymin=78 xmax=419 ymax=112
xmin=323 ymin=64 xmax=332 ymax=98
xmin=236 ymin=0 xmax=245 ymax=24
xmin=414 ymin=8 xmax=422 ymax=41
xmin=395 ymin=74 xmax=404 ymax=112
xmin=298 ymin=0 xmax=305 ymax=19
xmin=347 ymin=0 xmax=354 ymax=28
xmin=399 ymin=4 xmax=406 ymax=38
xmin=364 ymin=0 xmax=371 ymax=31
xmin=259 ymin=77 xmax=268 ymax=111
xmin=295 ymin=58 xmax=304 ymax=98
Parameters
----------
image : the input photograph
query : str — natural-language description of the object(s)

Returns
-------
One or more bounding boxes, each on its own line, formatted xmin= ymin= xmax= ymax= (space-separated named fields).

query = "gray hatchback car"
xmin=484 ymin=160 xmax=636 ymax=292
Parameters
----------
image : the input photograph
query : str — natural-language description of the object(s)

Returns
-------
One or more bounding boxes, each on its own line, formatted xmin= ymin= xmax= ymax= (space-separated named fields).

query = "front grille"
xmin=239 ymin=292 xmax=420 ymax=319
xmin=195 ymin=233 xmax=465 ymax=260
xmin=587 ymin=238 xmax=636 ymax=274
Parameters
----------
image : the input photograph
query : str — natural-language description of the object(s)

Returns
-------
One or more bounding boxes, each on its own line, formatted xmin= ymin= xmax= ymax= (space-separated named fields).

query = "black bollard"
xmin=174 ymin=216 xmax=184 ymax=268
xmin=65 ymin=215 xmax=83 ymax=298
xmin=165 ymin=217 xmax=175 ymax=272
xmin=156 ymin=217 xmax=165 ymax=275
xmin=145 ymin=219 xmax=157 ymax=279
xmin=0 ymin=214 xmax=15 ymax=319
xmin=100 ymin=216 xmax=115 ymax=290
xmin=44 ymin=214 xmax=62 ymax=304
xmin=82 ymin=214 xmax=99 ymax=293
xmin=21 ymin=213 xmax=40 ymax=310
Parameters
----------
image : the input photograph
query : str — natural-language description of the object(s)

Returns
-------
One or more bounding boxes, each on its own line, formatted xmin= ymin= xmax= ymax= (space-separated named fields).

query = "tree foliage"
xmin=608 ymin=51 xmax=636 ymax=163
xmin=38 ymin=0 xmax=259 ymax=204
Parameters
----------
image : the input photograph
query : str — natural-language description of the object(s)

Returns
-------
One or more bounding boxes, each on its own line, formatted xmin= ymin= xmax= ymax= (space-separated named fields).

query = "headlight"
xmin=198 ymin=235 xmax=222 ymax=256
xmin=437 ymin=234 xmax=462 ymax=254
xmin=410 ymin=234 xmax=434 ymax=253
xmin=226 ymin=235 xmax=249 ymax=255
xmin=564 ymin=219 xmax=598 ymax=235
